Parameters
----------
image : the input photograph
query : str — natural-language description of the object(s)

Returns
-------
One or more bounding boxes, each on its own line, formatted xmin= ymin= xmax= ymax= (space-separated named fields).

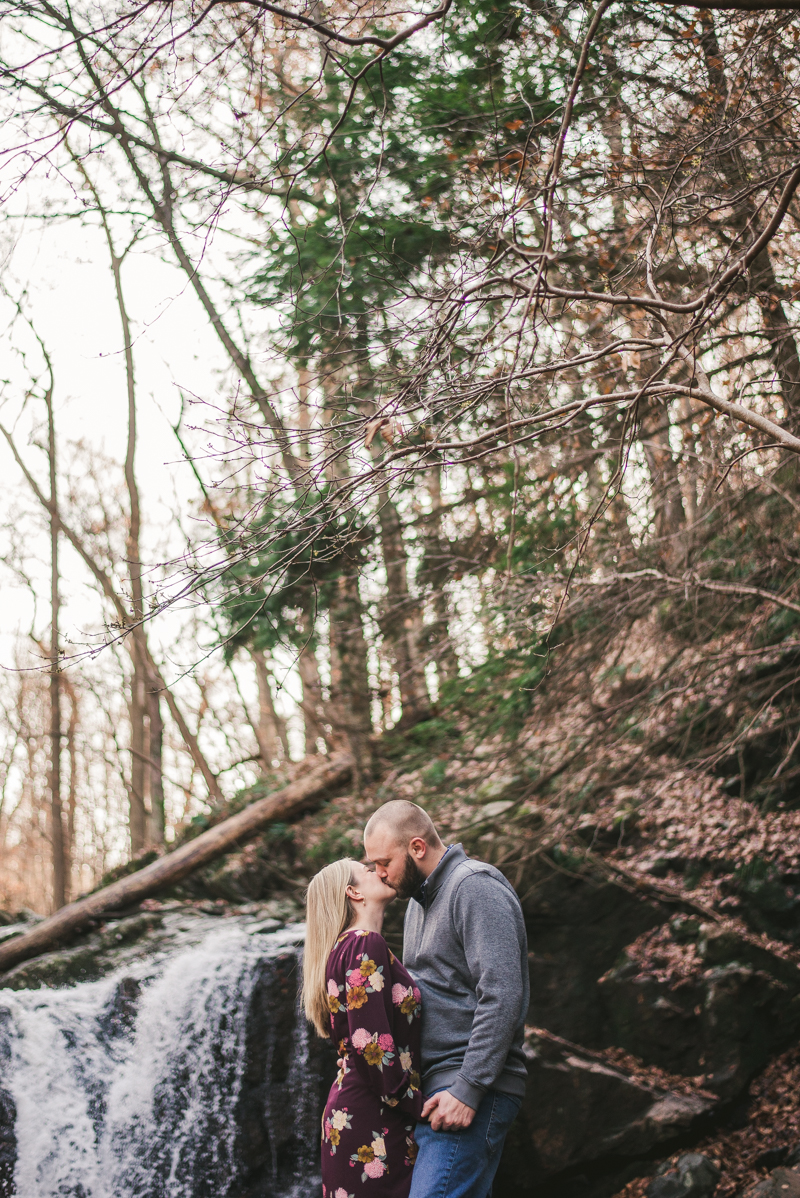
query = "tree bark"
xmin=295 ymin=610 xmax=333 ymax=754
xmin=328 ymin=567 xmax=374 ymax=788
xmin=0 ymin=751 xmax=353 ymax=975
xmin=419 ymin=464 xmax=460 ymax=687
xmin=252 ymin=648 xmax=289 ymax=766
xmin=148 ymin=674 xmax=165 ymax=844
xmin=374 ymin=486 xmax=431 ymax=727
xmin=46 ymin=386 xmax=66 ymax=911
xmin=640 ymin=397 xmax=686 ymax=557
xmin=127 ymin=647 xmax=148 ymax=854
xmin=358 ymin=337 xmax=430 ymax=726
xmin=70 ymin=150 xmax=157 ymax=851
xmin=700 ymin=13 xmax=800 ymax=424
xmin=64 ymin=678 xmax=79 ymax=897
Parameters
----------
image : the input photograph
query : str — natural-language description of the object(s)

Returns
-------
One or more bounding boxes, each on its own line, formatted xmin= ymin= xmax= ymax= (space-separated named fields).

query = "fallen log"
xmin=0 ymin=750 xmax=353 ymax=976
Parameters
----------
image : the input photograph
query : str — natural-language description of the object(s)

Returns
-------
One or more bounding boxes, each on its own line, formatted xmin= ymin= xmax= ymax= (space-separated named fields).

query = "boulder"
xmin=743 ymin=1166 xmax=800 ymax=1197
xmin=0 ymin=912 xmax=164 ymax=990
xmin=647 ymin=1153 xmax=721 ymax=1197
xmin=0 ymin=1087 xmax=13 ymax=1198
xmin=496 ymin=1029 xmax=716 ymax=1196
xmin=0 ymin=1007 xmax=13 ymax=1198
xmin=523 ymin=868 xmax=667 ymax=1046
xmin=600 ymin=923 xmax=800 ymax=1097
xmin=234 ymin=948 xmax=336 ymax=1196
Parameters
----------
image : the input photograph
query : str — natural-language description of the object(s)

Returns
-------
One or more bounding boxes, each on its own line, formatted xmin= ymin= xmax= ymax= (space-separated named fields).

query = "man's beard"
xmin=394 ymin=853 xmax=427 ymax=901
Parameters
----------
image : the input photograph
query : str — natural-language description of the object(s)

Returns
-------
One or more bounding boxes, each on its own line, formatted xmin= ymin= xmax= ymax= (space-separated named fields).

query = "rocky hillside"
xmin=6 ymin=576 xmax=800 ymax=1197
xmin=177 ymin=570 xmax=800 ymax=1198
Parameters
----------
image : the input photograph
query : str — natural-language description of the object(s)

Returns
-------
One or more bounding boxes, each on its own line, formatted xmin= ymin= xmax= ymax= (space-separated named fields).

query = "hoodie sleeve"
xmin=448 ymin=873 xmax=527 ymax=1110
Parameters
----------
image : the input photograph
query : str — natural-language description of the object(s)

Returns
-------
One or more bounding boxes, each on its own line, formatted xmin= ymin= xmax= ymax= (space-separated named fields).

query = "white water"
xmin=0 ymin=922 xmax=319 ymax=1198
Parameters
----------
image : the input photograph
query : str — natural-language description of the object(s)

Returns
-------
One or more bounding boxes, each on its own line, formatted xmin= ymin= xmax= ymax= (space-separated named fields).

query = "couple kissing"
xmin=302 ymin=799 xmax=529 ymax=1198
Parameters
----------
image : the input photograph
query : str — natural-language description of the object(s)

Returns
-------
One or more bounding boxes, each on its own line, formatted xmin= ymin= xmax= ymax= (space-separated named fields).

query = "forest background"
xmin=2 ymin=0 xmax=800 ymax=922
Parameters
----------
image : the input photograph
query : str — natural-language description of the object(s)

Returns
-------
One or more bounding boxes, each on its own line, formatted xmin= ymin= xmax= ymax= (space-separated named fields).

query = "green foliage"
xmin=94 ymin=850 xmax=159 ymax=891
xmin=752 ymin=606 xmax=800 ymax=648
xmin=383 ymin=716 xmax=460 ymax=767
xmin=216 ymin=488 xmax=368 ymax=657
xmin=439 ymin=641 xmax=549 ymax=737
xmin=550 ymin=843 xmax=586 ymax=872
xmin=422 ymin=758 xmax=448 ymax=787
xmin=302 ymin=806 xmax=363 ymax=869
xmin=247 ymin=0 xmax=559 ymax=361
xmin=730 ymin=857 xmax=796 ymax=915
xmin=485 ymin=464 xmax=582 ymax=576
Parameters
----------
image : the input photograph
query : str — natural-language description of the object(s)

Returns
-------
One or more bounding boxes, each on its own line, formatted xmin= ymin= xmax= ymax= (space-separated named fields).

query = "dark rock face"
xmin=496 ymin=1030 xmax=716 ymax=1197
xmin=523 ymin=871 xmax=668 ymax=1046
xmin=0 ymin=912 xmax=164 ymax=990
xmin=647 ymin=1153 xmax=721 ymax=1197
xmin=233 ymin=950 xmax=336 ymax=1197
xmin=0 ymin=1008 xmax=14 ymax=1198
xmin=743 ymin=1166 xmax=800 ymax=1197
xmin=502 ymin=867 xmax=800 ymax=1194
xmin=0 ymin=1089 xmax=14 ymax=1198
xmin=97 ymin=976 xmax=141 ymax=1042
xmin=599 ymin=924 xmax=800 ymax=1097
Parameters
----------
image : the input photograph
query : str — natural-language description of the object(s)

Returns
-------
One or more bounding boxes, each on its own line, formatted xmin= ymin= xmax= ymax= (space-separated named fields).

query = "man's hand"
xmin=421 ymin=1090 xmax=476 ymax=1132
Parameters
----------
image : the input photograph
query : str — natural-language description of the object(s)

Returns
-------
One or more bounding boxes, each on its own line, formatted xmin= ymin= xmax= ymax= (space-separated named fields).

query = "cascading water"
xmin=0 ymin=920 xmax=330 ymax=1198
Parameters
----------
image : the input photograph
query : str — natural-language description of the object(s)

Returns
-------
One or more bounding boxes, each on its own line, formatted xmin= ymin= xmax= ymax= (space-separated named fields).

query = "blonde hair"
xmin=302 ymin=858 xmax=359 ymax=1038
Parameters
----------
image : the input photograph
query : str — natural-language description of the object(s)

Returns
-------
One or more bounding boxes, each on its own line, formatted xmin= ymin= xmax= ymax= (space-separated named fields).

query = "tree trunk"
xmin=640 ymin=397 xmax=686 ymax=560
xmin=358 ymin=333 xmax=430 ymax=727
xmin=297 ymin=363 xmax=311 ymax=460
xmin=328 ymin=566 xmax=374 ymax=789
xmin=148 ymin=674 xmax=165 ymax=844
xmin=72 ymin=156 xmax=161 ymax=852
xmin=65 ymin=679 xmax=79 ymax=902
xmin=0 ymin=751 xmax=353 ymax=975
xmin=251 ymin=648 xmax=289 ymax=767
xmin=119 ymin=248 xmax=150 ymax=853
xmin=127 ymin=641 xmax=148 ymax=855
xmin=419 ymin=465 xmax=460 ymax=686
xmin=375 ymin=486 xmax=431 ymax=727
xmin=700 ymin=14 xmax=800 ymax=424
xmin=45 ymin=387 xmax=66 ymax=911
xmin=296 ymin=614 xmax=333 ymax=754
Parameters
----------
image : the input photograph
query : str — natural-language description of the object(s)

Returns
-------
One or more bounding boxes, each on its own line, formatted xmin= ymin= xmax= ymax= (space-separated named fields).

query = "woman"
xmin=303 ymin=859 xmax=423 ymax=1197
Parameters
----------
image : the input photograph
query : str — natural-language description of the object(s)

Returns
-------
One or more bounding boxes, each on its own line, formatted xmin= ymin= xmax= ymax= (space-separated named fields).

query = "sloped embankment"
xmin=286 ymin=577 xmax=800 ymax=1198
xmin=7 ymin=576 xmax=800 ymax=1195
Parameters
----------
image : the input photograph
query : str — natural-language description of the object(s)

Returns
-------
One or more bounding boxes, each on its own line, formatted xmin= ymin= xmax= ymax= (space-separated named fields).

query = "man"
xmin=364 ymin=799 xmax=529 ymax=1198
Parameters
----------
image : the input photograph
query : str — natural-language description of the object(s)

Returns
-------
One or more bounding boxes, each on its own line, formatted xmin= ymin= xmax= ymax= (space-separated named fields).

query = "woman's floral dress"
xmin=321 ymin=928 xmax=423 ymax=1198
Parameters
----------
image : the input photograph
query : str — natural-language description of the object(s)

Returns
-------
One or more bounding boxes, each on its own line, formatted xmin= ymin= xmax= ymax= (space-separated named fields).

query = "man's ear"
xmin=409 ymin=836 xmax=427 ymax=860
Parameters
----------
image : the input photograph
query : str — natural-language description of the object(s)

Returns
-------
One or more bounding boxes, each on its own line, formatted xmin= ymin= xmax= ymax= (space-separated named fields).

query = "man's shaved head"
xmin=364 ymin=800 xmax=445 ymax=899
xmin=365 ymin=800 xmax=442 ymax=850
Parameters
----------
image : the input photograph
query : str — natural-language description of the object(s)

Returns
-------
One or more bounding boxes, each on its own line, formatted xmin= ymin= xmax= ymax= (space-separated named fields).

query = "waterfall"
xmin=0 ymin=921 xmax=330 ymax=1198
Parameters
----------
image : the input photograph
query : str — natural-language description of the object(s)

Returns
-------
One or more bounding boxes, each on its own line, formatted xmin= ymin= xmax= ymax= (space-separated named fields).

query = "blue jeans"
xmin=408 ymin=1088 xmax=522 ymax=1198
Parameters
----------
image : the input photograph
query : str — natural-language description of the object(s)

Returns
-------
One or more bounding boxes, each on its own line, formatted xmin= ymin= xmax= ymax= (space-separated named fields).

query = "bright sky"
xmin=0 ymin=196 xmax=312 ymax=882
xmin=0 ymin=212 xmax=226 ymax=661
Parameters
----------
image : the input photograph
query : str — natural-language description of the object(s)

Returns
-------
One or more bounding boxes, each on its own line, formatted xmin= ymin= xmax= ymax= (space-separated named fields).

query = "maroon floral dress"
xmin=321 ymin=928 xmax=423 ymax=1198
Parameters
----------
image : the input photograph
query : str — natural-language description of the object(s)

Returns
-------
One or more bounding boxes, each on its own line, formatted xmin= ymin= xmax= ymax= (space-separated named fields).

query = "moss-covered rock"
xmin=0 ymin=912 xmax=165 ymax=990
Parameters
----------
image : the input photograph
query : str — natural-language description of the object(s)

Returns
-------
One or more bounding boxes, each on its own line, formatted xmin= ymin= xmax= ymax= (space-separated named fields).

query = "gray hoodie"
xmin=403 ymin=843 xmax=529 ymax=1110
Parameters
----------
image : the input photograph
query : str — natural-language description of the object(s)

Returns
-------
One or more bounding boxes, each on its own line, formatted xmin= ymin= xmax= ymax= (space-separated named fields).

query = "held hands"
xmin=421 ymin=1090 xmax=476 ymax=1132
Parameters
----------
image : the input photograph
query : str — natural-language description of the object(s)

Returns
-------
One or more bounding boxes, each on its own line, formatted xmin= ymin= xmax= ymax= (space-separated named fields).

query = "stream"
xmin=0 ymin=919 xmax=328 ymax=1197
